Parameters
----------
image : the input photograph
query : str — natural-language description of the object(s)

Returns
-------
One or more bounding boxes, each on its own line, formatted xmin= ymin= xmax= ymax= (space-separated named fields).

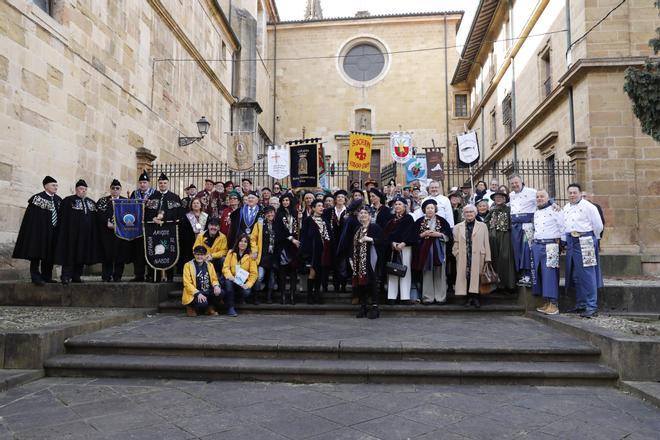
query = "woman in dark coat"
xmin=485 ymin=191 xmax=517 ymax=292
xmin=274 ymin=193 xmax=300 ymax=304
xmin=412 ymin=199 xmax=453 ymax=304
xmin=300 ymin=199 xmax=333 ymax=304
xmin=351 ymin=206 xmax=383 ymax=319
xmin=383 ymin=196 xmax=416 ymax=304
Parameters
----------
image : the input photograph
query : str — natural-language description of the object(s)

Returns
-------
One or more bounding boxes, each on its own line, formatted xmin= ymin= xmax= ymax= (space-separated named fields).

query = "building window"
xmin=546 ymin=154 xmax=556 ymax=199
xmin=488 ymin=49 xmax=497 ymax=83
xmin=33 ymin=0 xmax=50 ymax=14
xmin=502 ymin=93 xmax=512 ymax=137
xmin=454 ymin=94 xmax=468 ymax=118
xmin=540 ymin=46 xmax=552 ymax=98
xmin=221 ymin=41 xmax=227 ymax=66
xmin=490 ymin=108 xmax=497 ymax=145
xmin=343 ymin=43 xmax=385 ymax=82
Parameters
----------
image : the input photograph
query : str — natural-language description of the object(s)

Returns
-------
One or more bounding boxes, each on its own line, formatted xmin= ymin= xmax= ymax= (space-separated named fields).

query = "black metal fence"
xmin=152 ymin=159 xmax=575 ymax=204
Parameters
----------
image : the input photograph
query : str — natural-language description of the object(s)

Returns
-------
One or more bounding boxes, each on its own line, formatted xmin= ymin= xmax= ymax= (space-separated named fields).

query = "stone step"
xmin=63 ymin=338 xmax=601 ymax=363
xmin=158 ymin=300 xmax=525 ymax=315
xmin=44 ymin=354 xmax=618 ymax=386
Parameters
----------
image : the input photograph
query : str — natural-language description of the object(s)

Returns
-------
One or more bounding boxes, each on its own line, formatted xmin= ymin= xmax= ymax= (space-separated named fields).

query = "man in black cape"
xmin=12 ymin=176 xmax=62 ymax=285
xmin=97 ymin=179 xmax=132 ymax=282
xmin=55 ymin=179 xmax=100 ymax=284
xmin=129 ymin=170 xmax=155 ymax=281
xmin=144 ymin=173 xmax=183 ymax=282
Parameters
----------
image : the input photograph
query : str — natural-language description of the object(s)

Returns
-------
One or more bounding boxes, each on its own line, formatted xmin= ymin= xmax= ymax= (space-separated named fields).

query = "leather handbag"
xmin=479 ymin=262 xmax=500 ymax=294
xmin=386 ymin=251 xmax=408 ymax=278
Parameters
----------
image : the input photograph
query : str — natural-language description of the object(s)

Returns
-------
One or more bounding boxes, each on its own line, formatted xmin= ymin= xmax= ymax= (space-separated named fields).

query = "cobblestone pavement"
xmin=0 ymin=307 xmax=146 ymax=332
xmin=65 ymin=314 xmax=595 ymax=351
xmin=0 ymin=378 xmax=658 ymax=439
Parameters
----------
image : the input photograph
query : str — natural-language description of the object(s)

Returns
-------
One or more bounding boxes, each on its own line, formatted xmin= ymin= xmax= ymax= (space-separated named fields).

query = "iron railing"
xmin=152 ymin=159 xmax=575 ymax=204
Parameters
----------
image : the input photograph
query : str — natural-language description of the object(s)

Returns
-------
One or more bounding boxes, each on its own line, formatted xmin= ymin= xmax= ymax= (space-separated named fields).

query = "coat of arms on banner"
xmin=348 ymin=132 xmax=372 ymax=172
xmin=426 ymin=150 xmax=444 ymax=181
xmin=288 ymin=140 xmax=319 ymax=188
xmin=113 ymin=199 xmax=143 ymax=240
xmin=457 ymin=131 xmax=480 ymax=167
xmin=227 ymin=131 xmax=254 ymax=171
xmin=390 ymin=132 xmax=413 ymax=164
xmin=405 ymin=156 xmax=427 ymax=183
xmin=267 ymin=145 xmax=289 ymax=179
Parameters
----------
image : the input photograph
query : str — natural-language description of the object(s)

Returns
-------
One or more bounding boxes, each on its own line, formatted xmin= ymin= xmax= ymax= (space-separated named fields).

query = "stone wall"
xmin=454 ymin=0 xmax=660 ymax=265
xmin=0 ymin=0 xmax=240 ymax=277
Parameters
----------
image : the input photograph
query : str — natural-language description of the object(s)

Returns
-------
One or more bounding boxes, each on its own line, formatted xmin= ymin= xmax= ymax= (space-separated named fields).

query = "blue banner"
xmin=113 ymin=199 xmax=144 ymax=241
xmin=405 ymin=156 xmax=427 ymax=183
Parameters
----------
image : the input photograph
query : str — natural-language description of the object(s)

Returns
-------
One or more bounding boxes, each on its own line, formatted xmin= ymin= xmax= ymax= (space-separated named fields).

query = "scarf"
xmin=465 ymin=220 xmax=475 ymax=283
xmin=352 ymin=225 xmax=369 ymax=286
xmin=266 ymin=222 xmax=275 ymax=254
xmin=312 ymin=215 xmax=330 ymax=241
xmin=194 ymin=261 xmax=211 ymax=294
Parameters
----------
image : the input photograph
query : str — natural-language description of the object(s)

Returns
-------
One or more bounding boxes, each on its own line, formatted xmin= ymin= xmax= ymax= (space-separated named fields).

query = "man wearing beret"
xmin=96 ymin=179 xmax=132 ymax=282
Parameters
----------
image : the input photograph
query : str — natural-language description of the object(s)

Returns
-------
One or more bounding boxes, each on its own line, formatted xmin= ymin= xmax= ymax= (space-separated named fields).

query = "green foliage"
xmin=623 ymin=1 xmax=660 ymax=142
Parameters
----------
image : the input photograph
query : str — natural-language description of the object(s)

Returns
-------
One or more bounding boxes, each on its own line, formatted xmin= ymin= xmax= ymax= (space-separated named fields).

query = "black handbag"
xmin=386 ymin=250 xmax=408 ymax=277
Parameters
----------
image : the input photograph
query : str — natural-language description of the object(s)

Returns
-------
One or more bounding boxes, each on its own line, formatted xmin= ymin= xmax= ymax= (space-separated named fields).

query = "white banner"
xmin=390 ymin=132 xmax=413 ymax=164
xmin=267 ymin=145 xmax=290 ymax=179
xmin=457 ymin=131 xmax=480 ymax=166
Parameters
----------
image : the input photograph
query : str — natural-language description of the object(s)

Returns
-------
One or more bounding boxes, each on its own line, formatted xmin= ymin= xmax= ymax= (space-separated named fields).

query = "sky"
xmin=275 ymin=0 xmax=479 ymax=51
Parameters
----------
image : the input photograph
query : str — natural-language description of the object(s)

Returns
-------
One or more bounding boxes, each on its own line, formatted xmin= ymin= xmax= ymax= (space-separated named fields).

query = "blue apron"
xmin=531 ymin=239 xmax=560 ymax=301
xmin=511 ymin=213 xmax=533 ymax=272
xmin=565 ymin=232 xmax=603 ymax=311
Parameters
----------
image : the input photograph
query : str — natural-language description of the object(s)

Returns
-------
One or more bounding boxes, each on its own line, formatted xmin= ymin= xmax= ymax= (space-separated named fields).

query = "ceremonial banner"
xmin=267 ymin=145 xmax=289 ymax=179
xmin=227 ymin=131 xmax=254 ymax=171
xmin=405 ymin=156 xmax=428 ymax=183
xmin=113 ymin=199 xmax=143 ymax=241
xmin=318 ymin=143 xmax=329 ymax=190
xmin=289 ymin=142 xmax=319 ymax=188
xmin=457 ymin=131 xmax=480 ymax=167
xmin=144 ymin=221 xmax=179 ymax=271
xmin=426 ymin=150 xmax=444 ymax=181
xmin=348 ymin=132 xmax=372 ymax=172
xmin=390 ymin=132 xmax=413 ymax=164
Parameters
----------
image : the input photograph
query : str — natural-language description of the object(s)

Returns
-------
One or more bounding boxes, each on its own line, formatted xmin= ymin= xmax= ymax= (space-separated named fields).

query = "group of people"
xmin=12 ymin=171 xmax=605 ymax=320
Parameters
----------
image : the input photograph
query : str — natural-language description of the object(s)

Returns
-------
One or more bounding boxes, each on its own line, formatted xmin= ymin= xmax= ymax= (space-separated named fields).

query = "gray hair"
xmin=536 ymin=190 xmax=549 ymax=198
xmin=509 ymin=174 xmax=523 ymax=182
xmin=462 ymin=204 xmax=477 ymax=213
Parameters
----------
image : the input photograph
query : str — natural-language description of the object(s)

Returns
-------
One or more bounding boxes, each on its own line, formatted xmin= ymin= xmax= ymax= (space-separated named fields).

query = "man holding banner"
xmin=96 ymin=179 xmax=133 ymax=282
xmin=129 ymin=171 xmax=154 ymax=282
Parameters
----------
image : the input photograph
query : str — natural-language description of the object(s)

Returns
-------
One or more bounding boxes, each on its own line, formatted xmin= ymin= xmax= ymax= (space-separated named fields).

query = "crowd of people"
xmin=12 ymin=171 xmax=605 ymax=319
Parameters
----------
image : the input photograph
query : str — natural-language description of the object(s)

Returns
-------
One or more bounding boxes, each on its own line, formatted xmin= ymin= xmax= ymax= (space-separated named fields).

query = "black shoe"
xmin=566 ymin=307 xmax=586 ymax=314
xmin=102 ymin=278 xmax=111 ymax=283
xmin=463 ymin=298 xmax=472 ymax=307
xmin=43 ymin=279 xmax=58 ymax=284
xmin=367 ymin=305 xmax=380 ymax=319
xmin=252 ymin=296 xmax=260 ymax=306
xmin=61 ymin=278 xmax=70 ymax=285
xmin=579 ymin=310 xmax=598 ymax=319
xmin=71 ymin=278 xmax=82 ymax=284
xmin=473 ymin=297 xmax=481 ymax=308
xmin=356 ymin=305 xmax=367 ymax=318
xmin=290 ymin=294 xmax=296 ymax=305
xmin=266 ymin=290 xmax=273 ymax=304
xmin=306 ymin=293 xmax=313 ymax=304
xmin=131 ymin=277 xmax=145 ymax=282
xmin=113 ymin=278 xmax=122 ymax=282
xmin=388 ymin=299 xmax=396 ymax=306
xmin=32 ymin=279 xmax=45 ymax=286
xmin=281 ymin=294 xmax=287 ymax=305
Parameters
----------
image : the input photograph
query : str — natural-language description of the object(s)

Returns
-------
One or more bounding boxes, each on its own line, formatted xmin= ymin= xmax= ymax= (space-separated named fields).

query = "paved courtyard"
xmin=0 ymin=378 xmax=658 ymax=439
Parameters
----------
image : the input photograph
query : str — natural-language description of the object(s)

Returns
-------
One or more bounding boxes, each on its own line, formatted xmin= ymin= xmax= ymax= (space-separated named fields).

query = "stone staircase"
xmin=44 ymin=314 xmax=618 ymax=386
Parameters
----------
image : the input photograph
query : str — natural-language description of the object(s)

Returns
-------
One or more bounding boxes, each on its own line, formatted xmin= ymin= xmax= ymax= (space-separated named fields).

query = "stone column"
xmin=566 ymin=142 xmax=587 ymax=187
xmin=136 ymin=147 xmax=157 ymax=177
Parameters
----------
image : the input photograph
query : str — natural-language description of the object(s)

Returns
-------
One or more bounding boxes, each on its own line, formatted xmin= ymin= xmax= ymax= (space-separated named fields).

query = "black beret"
xmin=42 ymin=176 xmax=57 ymax=186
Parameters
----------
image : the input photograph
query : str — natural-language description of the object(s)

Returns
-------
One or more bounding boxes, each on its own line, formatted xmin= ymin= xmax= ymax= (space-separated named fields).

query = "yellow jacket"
xmin=181 ymin=260 xmax=220 ymax=305
xmin=193 ymin=232 xmax=228 ymax=260
xmin=222 ymin=250 xmax=258 ymax=288
xmin=249 ymin=221 xmax=264 ymax=265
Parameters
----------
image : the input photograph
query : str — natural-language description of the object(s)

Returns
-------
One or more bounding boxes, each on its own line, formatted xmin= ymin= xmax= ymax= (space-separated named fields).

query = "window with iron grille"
xmin=545 ymin=154 xmax=557 ymax=199
xmin=502 ymin=93 xmax=512 ymax=136
xmin=454 ymin=94 xmax=468 ymax=118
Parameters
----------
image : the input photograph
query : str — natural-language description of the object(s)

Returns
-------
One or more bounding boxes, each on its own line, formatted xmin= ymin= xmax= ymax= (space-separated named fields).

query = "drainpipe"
xmin=565 ymin=0 xmax=576 ymax=144
xmin=444 ymin=15 xmax=450 ymax=150
xmin=511 ymin=55 xmax=516 ymax=130
xmin=272 ymin=23 xmax=277 ymax=143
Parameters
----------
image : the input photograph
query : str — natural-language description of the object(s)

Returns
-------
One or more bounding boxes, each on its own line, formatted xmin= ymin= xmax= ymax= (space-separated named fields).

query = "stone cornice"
xmin=148 ymin=0 xmax=235 ymax=103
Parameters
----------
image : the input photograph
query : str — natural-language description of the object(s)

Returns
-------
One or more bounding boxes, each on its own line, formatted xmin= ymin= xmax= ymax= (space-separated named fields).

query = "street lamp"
xmin=178 ymin=116 xmax=210 ymax=147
